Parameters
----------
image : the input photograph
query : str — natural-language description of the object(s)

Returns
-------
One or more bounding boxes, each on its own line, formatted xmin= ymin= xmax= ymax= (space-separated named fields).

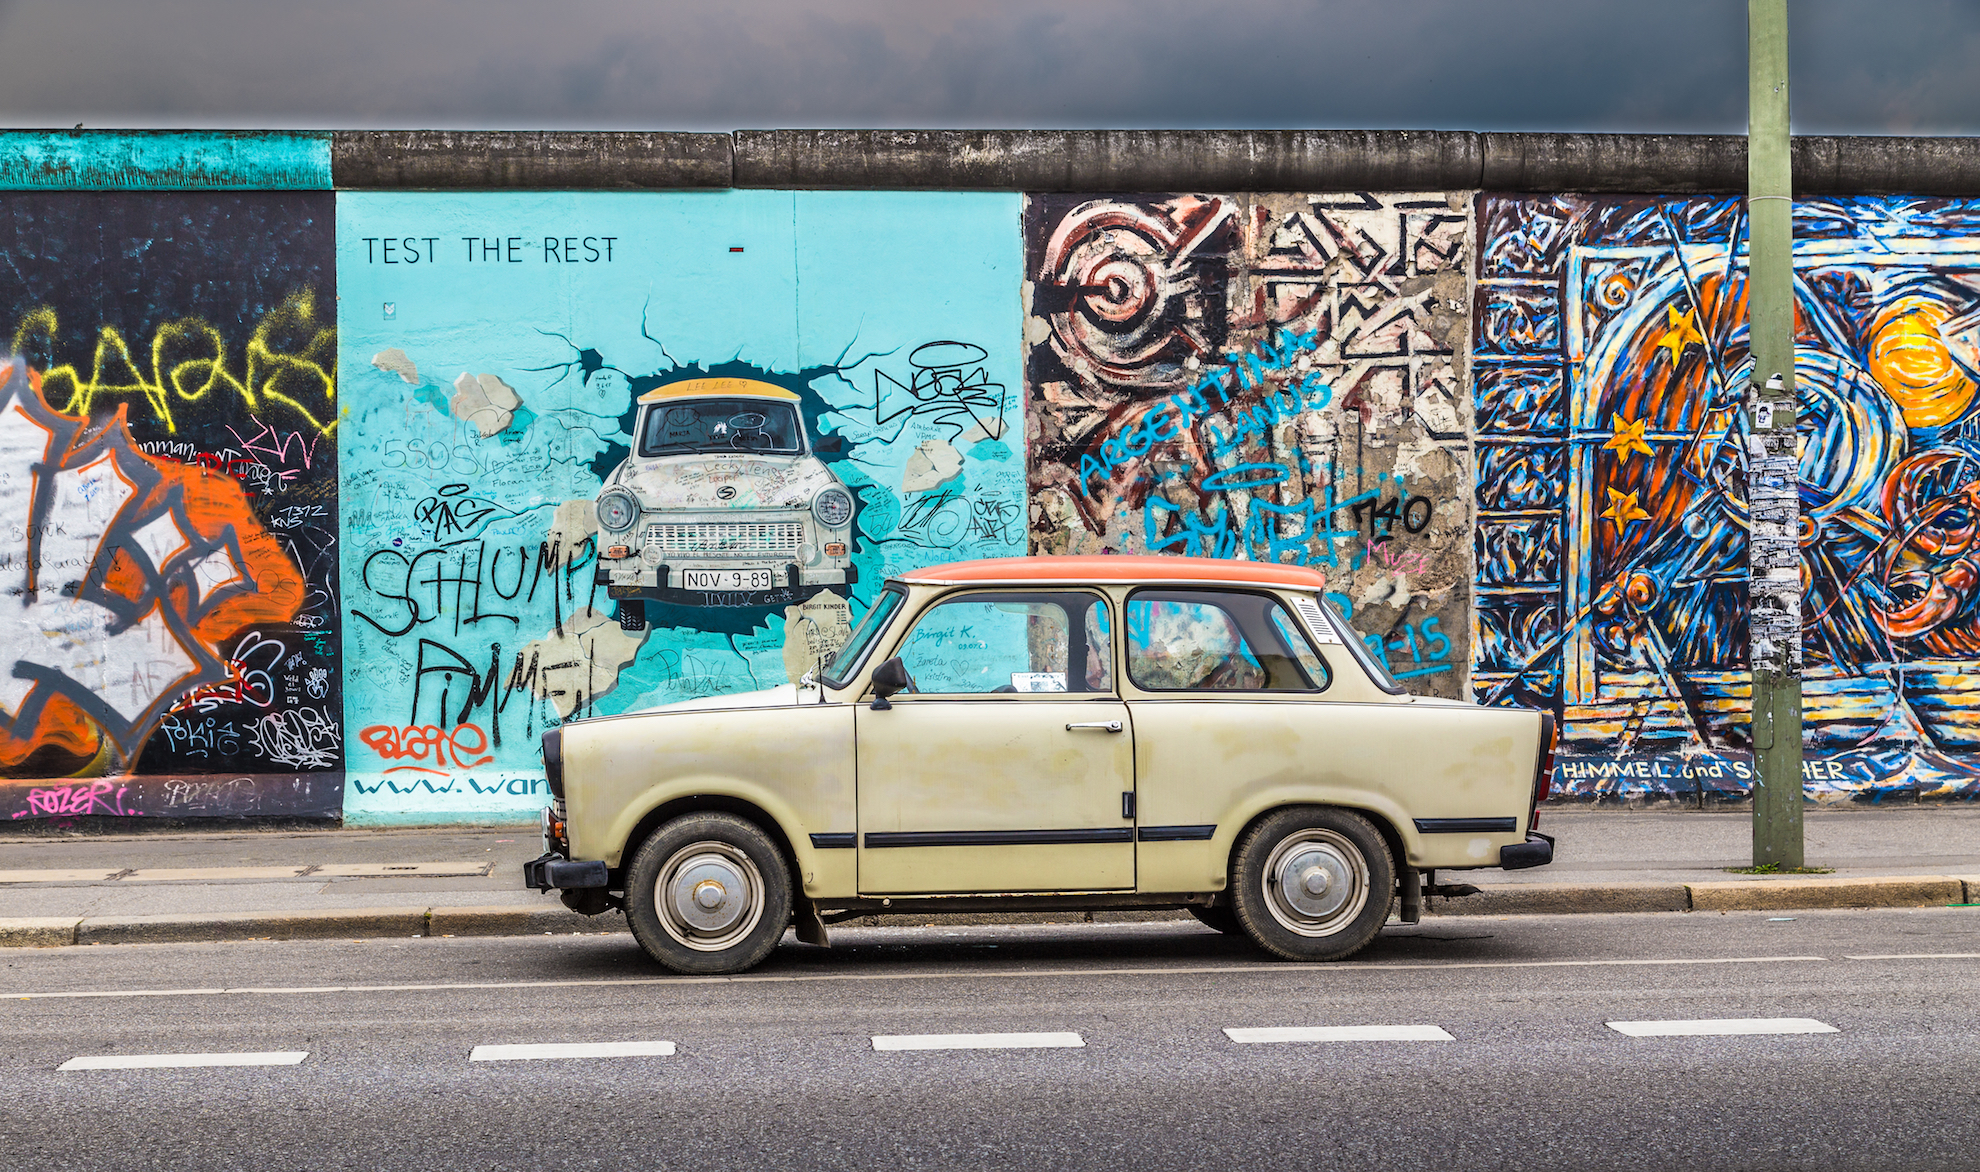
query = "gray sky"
xmin=0 ymin=0 xmax=1972 ymax=134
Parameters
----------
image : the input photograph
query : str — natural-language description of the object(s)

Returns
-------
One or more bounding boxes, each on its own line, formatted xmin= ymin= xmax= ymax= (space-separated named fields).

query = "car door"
xmin=855 ymin=589 xmax=1135 ymax=894
xmin=1120 ymin=588 xmax=1337 ymax=892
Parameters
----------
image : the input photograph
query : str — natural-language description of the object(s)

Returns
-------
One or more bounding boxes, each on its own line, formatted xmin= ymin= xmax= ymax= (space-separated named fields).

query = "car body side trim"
xmin=809 ymin=832 xmax=857 ymax=849
xmin=1413 ymin=817 xmax=1519 ymax=834
xmin=863 ymin=828 xmax=1135 ymax=848
xmin=1136 ymin=824 xmax=1217 ymax=842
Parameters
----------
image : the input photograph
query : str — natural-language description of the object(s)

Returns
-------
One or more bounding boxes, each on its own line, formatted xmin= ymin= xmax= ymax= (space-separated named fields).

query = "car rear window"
xmin=1123 ymin=590 xmax=1325 ymax=693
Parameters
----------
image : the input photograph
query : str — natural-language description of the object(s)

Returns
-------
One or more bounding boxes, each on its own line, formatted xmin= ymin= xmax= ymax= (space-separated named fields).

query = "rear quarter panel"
xmin=1131 ymin=698 xmax=1544 ymax=891
xmin=559 ymin=703 xmax=856 ymax=898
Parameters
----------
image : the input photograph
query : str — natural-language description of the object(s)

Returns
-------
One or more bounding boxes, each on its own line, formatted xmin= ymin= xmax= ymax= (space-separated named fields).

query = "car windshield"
xmin=821 ymin=588 xmax=905 ymax=686
xmin=639 ymin=397 xmax=803 ymax=456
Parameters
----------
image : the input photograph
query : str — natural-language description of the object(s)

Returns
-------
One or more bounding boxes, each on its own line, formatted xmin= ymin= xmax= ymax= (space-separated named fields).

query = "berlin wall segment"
xmin=10 ymin=125 xmax=1980 ymax=824
xmin=1025 ymin=191 xmax=1476 ymax=695
xmin=1471 ymin=193 xmax=1980 ymax=804
xmin=0 ymin=189 xmax=343 ymax=821
xmin=336 ymin=191 xmax=1025 ymax=823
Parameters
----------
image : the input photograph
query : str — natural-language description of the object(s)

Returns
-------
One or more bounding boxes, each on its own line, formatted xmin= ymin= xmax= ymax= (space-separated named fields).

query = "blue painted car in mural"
xmin=593 ymin=378 xmax=857 ymax=626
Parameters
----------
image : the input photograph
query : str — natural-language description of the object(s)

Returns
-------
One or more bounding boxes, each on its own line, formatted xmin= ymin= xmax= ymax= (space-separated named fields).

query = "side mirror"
xmin=816 ymin=433 xmax=845 ymax=455
xmin=869 ymin=656 xmax=909 ymax=710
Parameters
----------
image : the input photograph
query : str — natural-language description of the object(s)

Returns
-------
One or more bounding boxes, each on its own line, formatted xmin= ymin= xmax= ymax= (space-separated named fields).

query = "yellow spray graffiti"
xmin=12 ymin=288 xmax=338 ymax=435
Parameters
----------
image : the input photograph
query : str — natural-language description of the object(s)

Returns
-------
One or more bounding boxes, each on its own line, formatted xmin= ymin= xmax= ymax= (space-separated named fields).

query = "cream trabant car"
xmin=526 ymin=555 xmax=1555 ymax=973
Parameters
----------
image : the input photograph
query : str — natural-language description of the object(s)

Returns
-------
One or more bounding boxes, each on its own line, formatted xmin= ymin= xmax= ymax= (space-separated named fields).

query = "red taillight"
xmin=1534 ymin=712 xmax=1557 ymax=805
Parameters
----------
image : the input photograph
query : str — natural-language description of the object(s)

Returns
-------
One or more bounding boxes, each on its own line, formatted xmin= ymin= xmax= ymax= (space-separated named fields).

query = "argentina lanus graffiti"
xmin=1472 ymin=194 xmax=1980 ymax=801
xmin=1024 ymin=192 xmax=1475 ymax=696
xmin=338 ymin=191 xmax=1022 ymax=821
xmin=0 ymin=192 xmax=341 ymax=820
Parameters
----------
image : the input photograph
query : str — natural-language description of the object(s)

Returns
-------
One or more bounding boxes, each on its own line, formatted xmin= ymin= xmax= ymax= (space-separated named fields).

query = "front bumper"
xmin=523 ymin=852 xmax=609 ymax=891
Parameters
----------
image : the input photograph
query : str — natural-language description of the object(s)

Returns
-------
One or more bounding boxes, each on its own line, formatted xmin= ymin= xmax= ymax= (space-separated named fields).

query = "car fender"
xmin=600 ymin=773 xmax=828 ymax=891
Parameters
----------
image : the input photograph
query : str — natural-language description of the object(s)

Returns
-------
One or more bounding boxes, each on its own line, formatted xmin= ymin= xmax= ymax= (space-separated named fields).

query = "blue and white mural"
xmin=1473 ymin=194 xmax=1980 ymax=801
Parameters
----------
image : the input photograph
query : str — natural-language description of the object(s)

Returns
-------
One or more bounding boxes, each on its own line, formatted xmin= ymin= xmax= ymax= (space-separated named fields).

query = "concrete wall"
xmin=3 ymin=130 xmax=1979 ymax=821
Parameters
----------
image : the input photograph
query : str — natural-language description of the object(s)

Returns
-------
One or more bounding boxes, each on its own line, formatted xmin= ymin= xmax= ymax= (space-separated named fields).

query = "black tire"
xmin=1187 ymin=903 xmax=1242 ymax=935
xmin=1230 ymin=806 xmax=1393 ymax=962
xmin=618 ymin=601 xmax=647 ymax=632
xmin=624 ymin=812 xmax=792 ymax=975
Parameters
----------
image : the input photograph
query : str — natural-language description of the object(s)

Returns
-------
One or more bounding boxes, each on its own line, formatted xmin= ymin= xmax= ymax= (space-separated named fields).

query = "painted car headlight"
xmin=812 ymin=487 xmax=853 ymax=529
xmin=597 ymin=488 xmax=639 ymax=532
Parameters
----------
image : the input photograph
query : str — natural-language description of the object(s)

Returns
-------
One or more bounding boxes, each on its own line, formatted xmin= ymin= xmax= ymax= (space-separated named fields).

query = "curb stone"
xmin=426 ymin=905 xmax=620 ymax=937
xmin=75 ymin=907 xmax=428 ymax=946
xmin=1685 ymin=876 xmax=1964 ymax=912
xmin=0 ymin=917 xmax=80 ymax=947
xmin=0 ymin=875 xmax=1974 ymax=948
xmin=1426 ymin=882 xmax=1690 ymax=916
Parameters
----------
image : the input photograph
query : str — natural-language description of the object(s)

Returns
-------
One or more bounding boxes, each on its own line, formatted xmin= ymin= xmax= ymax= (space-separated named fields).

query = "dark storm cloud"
xmin=0 ymin=0 xmax=1970 ymax=134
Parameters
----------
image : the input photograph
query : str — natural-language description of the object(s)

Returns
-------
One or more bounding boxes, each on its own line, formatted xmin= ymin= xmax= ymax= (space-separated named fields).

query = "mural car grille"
xmin=646 ymin=522 xmax=803 ymax=557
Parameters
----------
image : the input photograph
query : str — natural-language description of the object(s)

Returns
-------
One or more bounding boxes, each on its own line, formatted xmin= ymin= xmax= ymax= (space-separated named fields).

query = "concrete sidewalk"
xmin=0 ymin=807 xmax=1976 ymax=947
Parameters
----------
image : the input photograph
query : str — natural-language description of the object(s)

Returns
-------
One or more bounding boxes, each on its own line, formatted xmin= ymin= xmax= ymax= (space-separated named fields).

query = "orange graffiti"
xmin=358 ymin=723 xmax=496 ymax=774
xmin=0 ymin=358 xmax=304 ymax=774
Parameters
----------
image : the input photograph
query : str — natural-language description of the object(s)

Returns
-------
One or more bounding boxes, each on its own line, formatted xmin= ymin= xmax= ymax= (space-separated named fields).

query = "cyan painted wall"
xmin=335 ymin=191 xmax=1024 ymax=822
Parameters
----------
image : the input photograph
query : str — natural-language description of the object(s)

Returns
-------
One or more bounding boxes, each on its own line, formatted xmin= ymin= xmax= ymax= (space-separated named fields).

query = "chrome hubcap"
xmin=656 ymin=841 xmax=764 ymax=952
xmin=1263 ymin=829 xmax=1368 ymax=937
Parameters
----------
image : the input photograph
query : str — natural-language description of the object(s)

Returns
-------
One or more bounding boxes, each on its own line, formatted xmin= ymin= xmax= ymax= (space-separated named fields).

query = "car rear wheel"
xmin=1230 ymin=807 xmax=1393 ymax=962
xmin=625 ymin=812 xmax=791 ymax=975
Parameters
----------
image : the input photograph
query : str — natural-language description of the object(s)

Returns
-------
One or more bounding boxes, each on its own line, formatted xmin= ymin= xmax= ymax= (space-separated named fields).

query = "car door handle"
xmin=1066 ymin=721 xmax=1124 ymax=733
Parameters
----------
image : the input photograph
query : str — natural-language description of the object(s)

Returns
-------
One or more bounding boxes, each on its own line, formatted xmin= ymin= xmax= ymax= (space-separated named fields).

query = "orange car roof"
xmin=637 ymin=377 xmax=801 ymax=404
xmin=896 ymin=555 xmax=1330 ymax=589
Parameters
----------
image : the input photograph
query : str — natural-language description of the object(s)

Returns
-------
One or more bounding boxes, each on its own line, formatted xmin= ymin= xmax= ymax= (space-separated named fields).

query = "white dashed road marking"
xmin=1224 ymin=1025 xmax=1454 ymax=1043
xmin=1606 ymin=1018 xmax=1838 ymax=1037
xmin=469 ymin=1041 xmax=676 ymax=1061
xmin=872 ymin=1032 xmax=1084 ymax=1051
xmin=59 ymin=1051 xmax=309 ymax=1071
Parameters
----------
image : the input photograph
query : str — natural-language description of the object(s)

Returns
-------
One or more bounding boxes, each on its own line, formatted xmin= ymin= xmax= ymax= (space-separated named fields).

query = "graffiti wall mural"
xmin=5 ymin=174 xmax=1973 ymax=823
xmin=1473 ymin=194 xmax=1980 ymax=802
xmin=1024 ymin=192 xmax=1475 ymax=696
xmin=337 ymin=191 xmax=1023 ymax=822
xmin=0 ymin=192 xmax=342 ymax=819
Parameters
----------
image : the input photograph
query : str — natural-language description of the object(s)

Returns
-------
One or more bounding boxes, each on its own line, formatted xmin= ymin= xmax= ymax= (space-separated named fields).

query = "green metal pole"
xmin=1748 ymin=0 xmax=1804 ymax=867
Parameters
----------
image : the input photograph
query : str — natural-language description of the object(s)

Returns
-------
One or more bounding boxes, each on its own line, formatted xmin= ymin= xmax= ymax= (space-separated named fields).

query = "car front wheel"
xmin=624 ymin=812 xmax=792 ymax=975
xmin=1230 ymin=807 xmax=1393 ymax=962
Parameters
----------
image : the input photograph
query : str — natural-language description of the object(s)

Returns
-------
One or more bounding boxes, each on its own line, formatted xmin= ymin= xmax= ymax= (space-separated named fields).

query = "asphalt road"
xmin=2 ymin=910 xmax=1977 ymax=1171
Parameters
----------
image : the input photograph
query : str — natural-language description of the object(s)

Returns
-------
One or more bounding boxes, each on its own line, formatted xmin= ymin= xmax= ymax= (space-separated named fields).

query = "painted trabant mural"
xmin=593 ymin=378 xmax=857 ymax=629
xmin=526 ymin=555 xmax=1556 ymax=975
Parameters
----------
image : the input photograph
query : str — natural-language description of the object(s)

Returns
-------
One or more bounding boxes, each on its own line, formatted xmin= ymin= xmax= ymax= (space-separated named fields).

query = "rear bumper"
xmin=1499 ymin=831 xmax=1555 ymax=871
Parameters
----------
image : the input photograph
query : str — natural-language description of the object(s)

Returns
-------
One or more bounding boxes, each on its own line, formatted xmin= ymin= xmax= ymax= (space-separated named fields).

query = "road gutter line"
xmin=1 ymin=954 xmax=1834 ymax=1001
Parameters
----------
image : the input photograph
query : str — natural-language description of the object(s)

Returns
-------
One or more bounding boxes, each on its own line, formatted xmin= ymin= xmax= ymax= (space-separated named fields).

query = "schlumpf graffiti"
xmin=337 ymin=190 xmax=1023 ymax=821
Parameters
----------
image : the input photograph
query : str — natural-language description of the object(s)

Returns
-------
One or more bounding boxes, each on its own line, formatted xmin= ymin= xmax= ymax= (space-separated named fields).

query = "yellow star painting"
xmin=1657 ymin=305 xmax=1704 ymax=366
xmin=1602 ymin=414 xmax=1655 ymax=463
xmin=1601 ymin=486 xmax=1651 ymax=533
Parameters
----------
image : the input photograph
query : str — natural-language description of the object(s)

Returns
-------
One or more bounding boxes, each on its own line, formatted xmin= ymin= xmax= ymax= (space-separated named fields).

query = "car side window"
xmin=1268 ymin=605 xmax=1332 ymax=690
xmin=892 ymin=592 xmax=1114 ymax=695
xmin=1125 ymin=590 xmax=1324 ymax=693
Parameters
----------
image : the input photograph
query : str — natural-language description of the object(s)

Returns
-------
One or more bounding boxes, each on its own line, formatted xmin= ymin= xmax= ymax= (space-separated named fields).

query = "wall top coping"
xmin=4 ymin=128 xmax=1978 ymax=194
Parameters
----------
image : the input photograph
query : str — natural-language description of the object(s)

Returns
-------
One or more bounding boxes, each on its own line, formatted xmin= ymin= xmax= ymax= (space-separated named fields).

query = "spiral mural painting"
xmin=1025 ymin=192 xmax=1476 ymax=697
xmin=1473 ymin=194 xmax=1980 ymax=801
